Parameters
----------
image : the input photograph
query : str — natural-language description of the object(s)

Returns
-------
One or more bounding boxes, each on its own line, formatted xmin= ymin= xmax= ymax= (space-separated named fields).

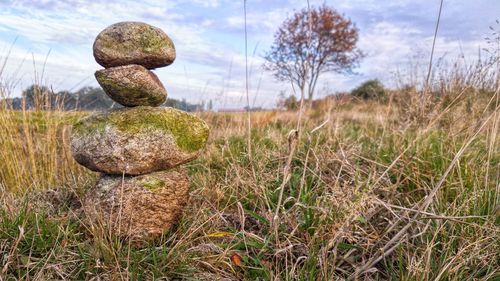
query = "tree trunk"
xmin=307 ymin=91 xmax=314 ymax=105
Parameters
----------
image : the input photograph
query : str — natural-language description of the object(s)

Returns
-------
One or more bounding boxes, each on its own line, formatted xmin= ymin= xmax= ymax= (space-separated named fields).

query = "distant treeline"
xmin=2 ymin=85 xmax=204 ymax=112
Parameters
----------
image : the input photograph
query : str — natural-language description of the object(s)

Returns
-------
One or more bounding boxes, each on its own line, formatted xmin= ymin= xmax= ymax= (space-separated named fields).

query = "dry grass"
xmin=0 ymin=109 xmax=89 ymax=192
xmin=0 ymin=91 xmax=498 ymax=279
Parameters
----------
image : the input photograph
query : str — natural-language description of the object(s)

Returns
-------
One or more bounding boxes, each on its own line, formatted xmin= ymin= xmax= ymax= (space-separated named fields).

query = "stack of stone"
xmin=70 ymin=22 xmax=209 ymax=242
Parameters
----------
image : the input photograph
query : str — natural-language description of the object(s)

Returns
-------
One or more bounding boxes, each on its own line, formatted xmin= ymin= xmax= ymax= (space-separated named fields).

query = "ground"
xmin=0 ymin=96 xmax=499 ymax=280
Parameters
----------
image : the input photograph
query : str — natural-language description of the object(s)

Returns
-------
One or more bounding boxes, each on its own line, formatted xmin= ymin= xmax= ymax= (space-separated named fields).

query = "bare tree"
xmin=264 ymin=5 xmax=363 ymax=102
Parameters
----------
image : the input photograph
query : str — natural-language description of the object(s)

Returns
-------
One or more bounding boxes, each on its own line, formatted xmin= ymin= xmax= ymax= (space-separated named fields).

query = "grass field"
xmin=0 ymin=82 xmax=499 ymax=280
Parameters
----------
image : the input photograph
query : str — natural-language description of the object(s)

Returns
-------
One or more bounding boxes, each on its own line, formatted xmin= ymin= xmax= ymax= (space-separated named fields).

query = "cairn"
xmin=70 ymin=22 xmax=209 ymax=242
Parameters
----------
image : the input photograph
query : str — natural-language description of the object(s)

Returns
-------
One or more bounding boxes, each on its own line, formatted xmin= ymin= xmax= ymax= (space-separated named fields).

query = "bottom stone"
xmin=84 ymin=169 xmax=189 ymax=242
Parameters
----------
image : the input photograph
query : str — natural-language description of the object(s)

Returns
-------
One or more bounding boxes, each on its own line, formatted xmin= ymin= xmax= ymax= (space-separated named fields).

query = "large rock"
xmin=93 ymin=21 xmax=176 ymax=69
xmin=70 ymin=106 xmax=209 ymax=175
xmin=84 ymin=169 xmax=189 ymax=241
xmin=95 ymin=65 xmax=167 ymax=107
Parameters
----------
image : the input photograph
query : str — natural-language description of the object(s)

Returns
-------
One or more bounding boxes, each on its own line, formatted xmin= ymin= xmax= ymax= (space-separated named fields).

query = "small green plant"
xmin=277 ymin=92 xmax=299 ymax=111
xmin=351 ymin=79 xmax=386 ymax=100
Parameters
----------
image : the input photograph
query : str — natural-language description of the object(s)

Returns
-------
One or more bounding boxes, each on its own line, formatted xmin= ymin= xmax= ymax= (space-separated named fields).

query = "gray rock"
xmin=95 ymin=64 xmax=167 ymax=107
xmin=93 ymin=21 xmax=176 ymax=69
xmin=84 ymin=169 xmax=189 ymax=242
xmin=70 ymin=106 xmax=209 ymax=175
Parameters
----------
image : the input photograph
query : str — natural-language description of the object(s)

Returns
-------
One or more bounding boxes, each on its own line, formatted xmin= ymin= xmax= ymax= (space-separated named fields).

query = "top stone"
xmin=93 ymin=22 xmax=176 ymax=69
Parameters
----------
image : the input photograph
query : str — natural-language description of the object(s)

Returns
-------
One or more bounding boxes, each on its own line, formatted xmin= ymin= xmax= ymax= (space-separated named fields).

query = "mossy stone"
xmin=93 ymin=21 xmax=176 ymax=69
xmin=71 ymin=106 xmax=209 ymax=175
xmin=84 ymin=169 xmax=189 ymax=243
xmin=95 ymin=65 xmax=167 ymax=107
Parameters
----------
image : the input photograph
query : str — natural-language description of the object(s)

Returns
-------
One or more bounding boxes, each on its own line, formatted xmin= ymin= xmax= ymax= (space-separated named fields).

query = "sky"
xmin=0 ymin=0 xmax=498 ymax=109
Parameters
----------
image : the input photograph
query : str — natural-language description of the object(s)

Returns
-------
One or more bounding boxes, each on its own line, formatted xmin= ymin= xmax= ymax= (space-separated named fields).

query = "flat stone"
xmin=84 ymin=169 xmax=189 ymax=242
xmin=70 ymin=106 xmax=209 ymax=175
xmin=93 ymin=21 xmax=176 ymax=69
xmin=95 ymin=64 xmax=167 ymax=107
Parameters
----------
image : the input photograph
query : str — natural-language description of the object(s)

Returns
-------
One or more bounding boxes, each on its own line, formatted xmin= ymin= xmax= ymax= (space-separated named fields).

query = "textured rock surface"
xmin=71 ymin=106 xmax=209 ymax=175
xmin=93 ymin=21 xmax=176 ymax=69
xmin=95 ymin=65 xmax=167 ymax=107
xmin=84 ymin=169 xmax=189 ymax=241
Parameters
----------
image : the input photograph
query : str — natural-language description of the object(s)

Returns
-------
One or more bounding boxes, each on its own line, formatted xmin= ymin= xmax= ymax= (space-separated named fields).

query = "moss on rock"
xmin=140 ymin=25 xmax=174 ymax=53
xmin=72 ymin=106 xmax=209 ymax=153
xmin=139 ymin=176 xmax=166 ymax=192
xmin=93 ymin=21 xmax=176 ymax=69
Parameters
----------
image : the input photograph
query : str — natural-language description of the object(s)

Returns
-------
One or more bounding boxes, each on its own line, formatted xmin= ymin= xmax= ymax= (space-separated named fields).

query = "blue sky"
xmin=0 ymin=0 xmax=498 ymax=109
